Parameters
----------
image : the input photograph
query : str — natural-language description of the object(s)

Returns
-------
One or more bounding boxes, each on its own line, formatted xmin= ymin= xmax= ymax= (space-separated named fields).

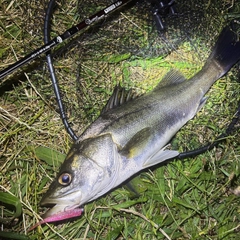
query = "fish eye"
xmin=58 ymin=173 xmax=72 ymax=186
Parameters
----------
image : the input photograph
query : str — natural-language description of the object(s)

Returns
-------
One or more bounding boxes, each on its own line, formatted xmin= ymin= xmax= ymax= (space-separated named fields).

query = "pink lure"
xmin=28 ymin=208 xmax=84 ymax=231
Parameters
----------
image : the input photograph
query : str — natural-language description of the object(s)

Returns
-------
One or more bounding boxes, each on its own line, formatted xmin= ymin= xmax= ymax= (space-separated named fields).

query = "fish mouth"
xmin=40 ymin=191 xmax=83 ymax=218
xmin=41 ymin=203 xmax=82 ymax=219
xmin=28 ymin=206 xmax=84 ymax=232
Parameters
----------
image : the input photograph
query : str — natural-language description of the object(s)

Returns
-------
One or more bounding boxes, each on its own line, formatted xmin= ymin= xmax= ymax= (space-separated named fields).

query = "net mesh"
xmin=37 ymin=0 xmax=239 ymax=136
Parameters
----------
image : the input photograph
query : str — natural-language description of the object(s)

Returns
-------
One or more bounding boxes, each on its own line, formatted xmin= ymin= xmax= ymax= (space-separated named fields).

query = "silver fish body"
xmin=41 ymin=24 xmax=240 ymax=218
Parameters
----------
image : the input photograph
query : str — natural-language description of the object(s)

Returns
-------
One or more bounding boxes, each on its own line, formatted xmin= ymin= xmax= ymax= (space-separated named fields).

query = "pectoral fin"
xmin=121 ymin=127 xmax=152 ymax=158
xmin=121 ymin=128 xmax=179 ymax=168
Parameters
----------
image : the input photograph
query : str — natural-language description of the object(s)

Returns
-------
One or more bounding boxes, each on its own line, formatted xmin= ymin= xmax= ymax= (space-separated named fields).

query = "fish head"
xmin=40 ymin=133 xmax=120 ymax=218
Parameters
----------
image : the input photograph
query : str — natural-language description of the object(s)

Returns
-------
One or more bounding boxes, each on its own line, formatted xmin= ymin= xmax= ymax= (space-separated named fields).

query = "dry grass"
xmin=0 ymin=0 xmax=240 ymax=239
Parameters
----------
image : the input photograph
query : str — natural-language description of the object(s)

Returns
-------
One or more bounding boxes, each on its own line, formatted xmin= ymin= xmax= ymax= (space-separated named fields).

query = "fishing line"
xmin=178 ymin=101 xmax=240 ymax=159
xmin=44 ymin=0 xmax=78 ymax=141
xmin=178 ymin=20 xmax=240 ymax=159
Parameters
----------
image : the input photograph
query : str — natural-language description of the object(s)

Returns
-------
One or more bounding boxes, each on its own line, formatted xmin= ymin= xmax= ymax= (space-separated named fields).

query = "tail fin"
xmin=208 ymin=21 xmax=240 ymax=76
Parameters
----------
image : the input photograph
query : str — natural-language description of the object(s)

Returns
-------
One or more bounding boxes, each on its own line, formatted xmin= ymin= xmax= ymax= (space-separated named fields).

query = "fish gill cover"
xmin=0 ymin=0 xmax=239 ymax=239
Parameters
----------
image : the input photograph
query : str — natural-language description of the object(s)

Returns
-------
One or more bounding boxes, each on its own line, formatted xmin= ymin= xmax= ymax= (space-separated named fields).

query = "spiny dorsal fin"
xmin=101 ymin=85 xmax=138 ymax=114
xmin=154 ymin=69 xmax=187 ymax=90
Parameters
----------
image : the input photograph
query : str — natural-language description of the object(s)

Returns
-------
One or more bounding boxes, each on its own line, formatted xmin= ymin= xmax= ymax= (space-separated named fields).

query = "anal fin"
xmin=143 ymin=147 xmax=179 ymax=168
xmin=198 ymin=96 xmax=208 ymax=112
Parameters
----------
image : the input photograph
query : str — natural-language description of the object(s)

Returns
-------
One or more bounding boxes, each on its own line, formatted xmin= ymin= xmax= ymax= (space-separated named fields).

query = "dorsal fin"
xmin=154 ymin=69 xmax=187 ymax=90
xmin=101 ymin=85 xmax=138 ymax=114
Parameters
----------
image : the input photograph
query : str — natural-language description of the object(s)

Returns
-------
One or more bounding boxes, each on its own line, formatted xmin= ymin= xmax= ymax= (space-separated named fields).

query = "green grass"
xmin=0 ymin=0 xmax=240 ymax=239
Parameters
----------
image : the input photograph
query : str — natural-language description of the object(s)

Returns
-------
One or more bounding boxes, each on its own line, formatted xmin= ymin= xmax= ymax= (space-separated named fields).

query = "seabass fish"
xmin=41 ymin=24 xmax=240 ymax=220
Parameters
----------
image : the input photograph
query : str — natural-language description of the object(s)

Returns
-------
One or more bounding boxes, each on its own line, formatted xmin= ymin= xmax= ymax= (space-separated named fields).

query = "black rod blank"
xmin=0 ymin=0 xmax=133 ymax=80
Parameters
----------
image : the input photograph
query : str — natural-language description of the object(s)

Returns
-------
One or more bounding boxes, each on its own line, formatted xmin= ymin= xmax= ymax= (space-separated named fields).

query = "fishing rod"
xmin=0 ymin=0 xmax=134 ymax=80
